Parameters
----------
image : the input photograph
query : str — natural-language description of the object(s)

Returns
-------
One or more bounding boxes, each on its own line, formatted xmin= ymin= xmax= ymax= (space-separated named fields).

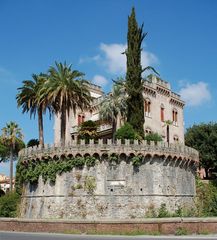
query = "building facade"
xmin=0 ymin=174 xmax=14 ymax=193
xmin=54 ymin=74 xmax=185 ymax=144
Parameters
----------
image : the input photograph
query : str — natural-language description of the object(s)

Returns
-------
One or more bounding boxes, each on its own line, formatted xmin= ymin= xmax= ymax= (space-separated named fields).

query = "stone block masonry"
xmin=18 ymin=139 xmax=199 ymax=220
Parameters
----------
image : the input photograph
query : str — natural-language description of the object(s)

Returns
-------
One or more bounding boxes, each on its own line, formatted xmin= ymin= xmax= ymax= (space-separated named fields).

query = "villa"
xmin=54 ymin=74 xmax=185 ymax=144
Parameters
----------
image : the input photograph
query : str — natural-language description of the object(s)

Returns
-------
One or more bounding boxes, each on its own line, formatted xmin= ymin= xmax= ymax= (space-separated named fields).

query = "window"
xmin=172 ymin=109 xmax=178 ymax=125
xmin=160 ymin=104 xmax=164 ymax=122
xmin=173 ymin=135 xmax=179 ymax=143
xmin=78 ymin=114 xmax=85 ymax=126
xmin=145 ymin=128 xmax=152 ymax=135
xmin=144 ymin=99 xmax=151 ymax=117
xmin=78 ymin=114 xmax=82 ymax=125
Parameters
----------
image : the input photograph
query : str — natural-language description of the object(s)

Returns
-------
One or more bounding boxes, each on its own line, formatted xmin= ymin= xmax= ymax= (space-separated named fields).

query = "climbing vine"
xmin=15 ymin=153 xmax=147 ymax=194
xmin=15 ymin=156 xmax=97 ymax=192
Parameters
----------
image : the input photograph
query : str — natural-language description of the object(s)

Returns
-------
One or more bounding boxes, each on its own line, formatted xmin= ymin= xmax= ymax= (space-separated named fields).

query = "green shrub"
xmin=84 ymin=176 xmax=96 ymax=194
xmin=115 ymin=123 xmax=138 ymax=141
xmin=132 ymin=155 xmax=143 ymax=166
xmin=175 ymin=227 xmax=188 ymax=236
xmin=108 ymin=153 xmax=119 ymax=163
xmin=78 ymin=120 xmax=98 ymax=142
xmin=144 ymin=133 xmax=162 ymax=143
xmin=195 ymin=178 xmax=217 ymax=216
xmin=85 ymin=156 xmax=96 ymax=167
xmin=0 ymin=192 xmax=20 ymax=217
xmin=157 ymin=203 xmax=170 ymax=218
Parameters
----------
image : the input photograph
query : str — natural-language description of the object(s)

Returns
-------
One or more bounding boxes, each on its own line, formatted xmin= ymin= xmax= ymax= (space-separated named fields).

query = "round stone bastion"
xmin=18 ymin=139 xmax=199 ymax=220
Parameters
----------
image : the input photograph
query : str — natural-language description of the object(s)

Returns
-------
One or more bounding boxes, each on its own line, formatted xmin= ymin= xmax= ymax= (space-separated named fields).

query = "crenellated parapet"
xmin=19 ymin=139 xmax=199 ymax=165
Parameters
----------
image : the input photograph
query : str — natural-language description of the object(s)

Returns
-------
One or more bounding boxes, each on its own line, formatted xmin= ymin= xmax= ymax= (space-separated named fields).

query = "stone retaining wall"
xmin=1 ymin=218 xmax=217 ymax=235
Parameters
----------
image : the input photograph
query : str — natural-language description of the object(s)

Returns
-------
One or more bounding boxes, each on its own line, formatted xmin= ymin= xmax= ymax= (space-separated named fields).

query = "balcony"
xmin=70 ymin=123 xmax=112 ymax=135
xmin=97 ymin=124 xmax=112 ymax=132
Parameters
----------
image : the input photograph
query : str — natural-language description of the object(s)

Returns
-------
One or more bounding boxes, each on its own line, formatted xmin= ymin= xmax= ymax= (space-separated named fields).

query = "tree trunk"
xmin=167 ymin=125 xmax=170 ymax=145
xmin=38 ymin=107 xmax=44 ymax=147
xmin=9 ymin=147 xmax=13 ymax=192
xmin=60 ymin=103 xmax=66 ymax=146
xmin=112 ymin=119 xmax=117 ymax=143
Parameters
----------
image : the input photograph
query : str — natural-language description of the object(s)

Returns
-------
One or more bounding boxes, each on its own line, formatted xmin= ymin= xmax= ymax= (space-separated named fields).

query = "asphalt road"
xmin=1 ymin=232 xmax=217 ymax=240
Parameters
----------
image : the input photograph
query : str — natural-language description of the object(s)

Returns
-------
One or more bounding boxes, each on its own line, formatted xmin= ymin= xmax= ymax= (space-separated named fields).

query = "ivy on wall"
xmin=15 ymin=156 xmax=97 ymax=193
xmin=15 ymin=154 xmax=147 ymax=194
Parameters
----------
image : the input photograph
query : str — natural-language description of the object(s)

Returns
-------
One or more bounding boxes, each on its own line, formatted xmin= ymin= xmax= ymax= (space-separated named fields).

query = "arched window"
xmin=78 ymin=114 xmax=81 ymax=126
xmin=160 ymin=104 xmax=164 ymax=122
xmin=172 ymin=109 xmax=178 ymax=125
xmin=144 ymin=99 xmax=151 ymax=117
xmin=77 ymin=114 xmax=85 ymax=126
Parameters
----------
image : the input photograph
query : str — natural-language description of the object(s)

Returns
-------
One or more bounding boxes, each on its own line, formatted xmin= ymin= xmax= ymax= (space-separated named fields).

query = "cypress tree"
xmin=125 ymin=7 xmax=146 ymax=137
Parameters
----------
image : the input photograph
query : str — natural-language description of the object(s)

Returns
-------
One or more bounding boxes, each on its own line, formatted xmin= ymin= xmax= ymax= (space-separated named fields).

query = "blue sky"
xmin=0 ymin=0 xmax=217 ymax=175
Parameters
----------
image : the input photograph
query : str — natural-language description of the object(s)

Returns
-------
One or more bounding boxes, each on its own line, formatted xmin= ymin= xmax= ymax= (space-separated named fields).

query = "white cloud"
xmin=179 ymin=82 xmax=211 ymax=106
xmin=79 ymin=55 xmax=101 ymax=64
xmin=99 ymin=43 xmax=127 ymax=73
xmin=92 ymin=75 xmax=108 ymax=86
xmin=80 ymin=43 xmax=158 ymax=75
xmin=99 ymin=43 xmax=158 ymax=74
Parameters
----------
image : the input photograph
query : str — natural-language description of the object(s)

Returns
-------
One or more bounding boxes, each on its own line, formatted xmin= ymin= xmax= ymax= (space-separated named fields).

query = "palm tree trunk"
xmin=61 ymin=103 xmax=66 ymax=146
xmin=167 ymin=125 xmax=170 ymax=145
xmin=112 ymin=119 xmax=117 ymax=142
xmin=38 ymin=107 xmax=44 ymax=147
xmin=9 ymin=147 xmax=13 ymax=192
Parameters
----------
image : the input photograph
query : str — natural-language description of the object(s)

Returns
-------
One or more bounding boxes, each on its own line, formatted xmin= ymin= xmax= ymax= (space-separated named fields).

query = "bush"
xmin=175 ymin=227 xmax=188 ymax=236
xmin=115 ymin=123 xmax=138 ymax=141
xmin=144 ymin=133 xmax=162 ymax=143
xmin=157 ymin=203 xmax=170 ymax=218
xmin=0 ymin=192 xmax=20 ymax=217
xmin=78 ymin=120 xmax=98 ymax=142
xmin=27 ymin=139 xmax=39 ymax=147
xmin=195 ymin=178 xmax=217 ymax=216
xmin=132 ymin=155 xmax=143 ymax=166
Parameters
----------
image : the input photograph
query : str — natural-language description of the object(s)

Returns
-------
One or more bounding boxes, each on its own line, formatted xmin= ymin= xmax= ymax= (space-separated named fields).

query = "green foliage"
xmin=115 ymin=123 xmax=138 ymax=141
xmin=0 ymin=142 xmax=9 ymax=160
xmin=108 ymin=153 xmax=119 ymax=163
xmin=16 ymin=156 xmax=97 ymax=190
xmin=99 ymin=82 xmax=127 ymax=139
xmin=157 ymin=203 xmax=170 ymax=218
xmin=27 ymin=139 xmax=39 ymax=147
xmin=185 ymin=122 xmax=217 ymax=173
xmin=0 ymin=135 xmax=25 ymax=162
xmin=16 ymin=73 xmax=50 ymax=146
xmin=195 ymin=178 xmax=217 ymax=216
xmin=132 ymin=155 xmax=143 ymax=166
xmin=84 ymin=176 xmax=96 ymax=194
xmin=144 ymin=133 xmax=162 ymax=143
xmin=78 ymin=120 xmax=98 ymax=142
xmin=0 ymin=192 xmax=20 ymax=217
xmin=45 ymin=61 xmax=92 ymax=146
xmin=85 ymin=156 xmax=96 ymax=167
xmin=125 ymin=8 xmax=145 ymax=137
xmin=175 ymin=227 xmax=188 ymax=236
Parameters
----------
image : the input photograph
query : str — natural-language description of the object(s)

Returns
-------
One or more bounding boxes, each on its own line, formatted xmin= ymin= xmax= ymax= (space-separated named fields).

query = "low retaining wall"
xmin=1 ymin=218 xmax=217 ymax=235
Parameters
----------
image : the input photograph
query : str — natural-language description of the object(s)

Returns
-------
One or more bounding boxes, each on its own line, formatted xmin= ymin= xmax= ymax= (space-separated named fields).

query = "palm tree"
xmin=16 ymin=74 xmax=50 ymax=147
xmin=43 ymin=62 xmax=92 ymax=146
xmin=99 ymin=83 xmax=127 ymax=140
xmin=1 ymin=122 xmax=23 ymax=191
